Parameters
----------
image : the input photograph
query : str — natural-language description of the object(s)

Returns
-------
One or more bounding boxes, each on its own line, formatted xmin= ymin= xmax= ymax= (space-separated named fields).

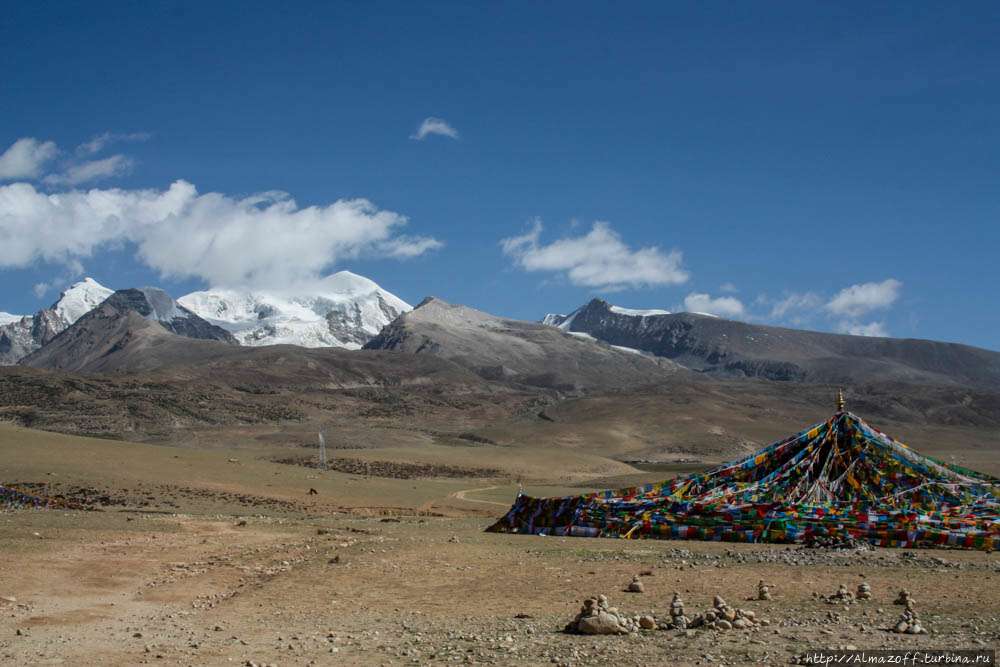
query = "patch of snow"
xmin=610 ymin=344 xmax=648 ymax=356
xmin=690 ymin=311 xmax=720 ymax=318
xmin=138 ymin=287 xmax=188 ymax=322
xmin=53 ymin=278 xmax=113 ymax=325
xmin=553 ymin=308 xmax=581 ymax=331
xmin=566 ymin=331 xmax=596 ymax=341
xmin=540 ymin=313 xmax=566 ymax=327
xmin=609 ymin=305 xmax=671 ymax=317
xmin=0 ymin=312 xmax=23 ymax=326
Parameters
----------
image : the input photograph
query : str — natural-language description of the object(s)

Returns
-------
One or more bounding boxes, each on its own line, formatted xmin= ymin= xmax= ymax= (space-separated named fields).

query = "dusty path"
xmin=450 ymin=484 xmax=510 ymax=506
xmin=416 ymin=484 xmax=511 ymax=513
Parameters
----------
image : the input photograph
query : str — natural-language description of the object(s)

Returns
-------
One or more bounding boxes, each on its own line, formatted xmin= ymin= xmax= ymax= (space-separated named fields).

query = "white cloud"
xmin=377 ymin=235 xmax=445 ymax=258
xmin=0 ymin=180 xmax=442 ymax=289
xmin=838 ymin=321 xmax=890 ymax=337
xmin=501 ymin=218 xmax=689 ymax=290
xmin=410 ymin=117 xmax=459 ymax=140
xmin=826 ymin=279 xmax=902 ymax=318
xmin=770 ymin=291 xmax=822 ymax=319
xmin=0 ymin=138 xmax=58 ymax=180
xmin=44 ymin=154 xmax=134 ymax=186
xmin=719 ymin=281 xmax=738 ymax=293
xmin=77 ymin=131 xmax=150 ymax=156
xmin=684 ymin=292 xmax=745 ymax=317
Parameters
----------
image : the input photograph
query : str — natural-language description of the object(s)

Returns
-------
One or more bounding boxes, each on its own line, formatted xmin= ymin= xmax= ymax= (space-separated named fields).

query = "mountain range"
xmin=4 ymin=277 xmax=1000 ymax=396
xmin=0 ymin=272 xmax=410 ymax=365
xmin=542 ymin=298 xmax=1000 ymax=389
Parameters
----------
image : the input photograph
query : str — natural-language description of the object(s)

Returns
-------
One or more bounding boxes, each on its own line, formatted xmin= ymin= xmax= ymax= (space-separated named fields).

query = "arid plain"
xmin=2 ymin=366 xmax=999 ymax=666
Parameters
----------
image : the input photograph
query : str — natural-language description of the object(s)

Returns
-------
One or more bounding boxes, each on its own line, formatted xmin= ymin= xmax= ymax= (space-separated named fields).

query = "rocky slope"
xmin=0 ymin=278 xmax=113 ymax=365
xmin=364 ymin=296 xmax=684 ymax=392
xmin=543 ymin=299 xmax=1000 ymax=389
xmin=20 ymin=288 xmax=237 ymax=372
xmin=178 ymin=271 xmax=410 ymax=349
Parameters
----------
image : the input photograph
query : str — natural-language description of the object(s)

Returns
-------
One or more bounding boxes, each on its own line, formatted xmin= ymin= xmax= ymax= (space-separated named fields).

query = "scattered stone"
xmin=686 ymin=593 xmax=769 ymax=631
xmin=639 ymin=615 xmax=655 ymax=630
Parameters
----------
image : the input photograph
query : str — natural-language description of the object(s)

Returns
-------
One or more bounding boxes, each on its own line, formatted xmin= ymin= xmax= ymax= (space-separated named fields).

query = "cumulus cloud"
xmin=0 ymin=180 xmax=442 ymax=288
xmin=501 ymin=219 xmax=689 ymax=291
xmin=684 ymin=292 xmax=745 ymax=317
xmin=0 ymin=138 xmax=58 ymax=180
xmin=838 ymin=321 xmax=890 ymax=337
xmin=826 ymin=279 xmax=902 ymax=317
xmin=43 ymin=154 xmax=134 ymax=186
xmin=410 ymin=117 xmax=459 ymax=140
xmin=76 ymin=131 xmax=150 ymax=156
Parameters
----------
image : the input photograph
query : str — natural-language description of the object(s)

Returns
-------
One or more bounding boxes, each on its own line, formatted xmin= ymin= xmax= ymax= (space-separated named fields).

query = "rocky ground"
xmin=1 ymin=501 xmax=998 ymax=666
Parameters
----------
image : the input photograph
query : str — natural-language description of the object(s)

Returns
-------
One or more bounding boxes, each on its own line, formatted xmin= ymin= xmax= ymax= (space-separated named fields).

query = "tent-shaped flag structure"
xmin=0 ymin=483 xmax=83 ymax=511
xmin=487 ymin=404 xmax=1000 ymax=550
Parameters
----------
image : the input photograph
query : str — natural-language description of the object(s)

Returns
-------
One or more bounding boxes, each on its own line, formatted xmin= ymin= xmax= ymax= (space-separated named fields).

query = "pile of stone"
xmin=856 ymin=582 xmax=872 ymax=600
xmin=626 ymin=575 xmax=645 ymax=593
xmin=823 ymin=583 xmax=856 ymax=604
xmin=893 ymin=589 xmax=914 ymax=606
xmin=687 ymin=595 xmax=769 ymax=631
xmin=891 ymin=599 xmax=926 ymax=635
xmin=757 ymin=580 xmax=772 ymax=601
xmin=564 ymin=594 xmax=654 ymax=635
xmin=661 ymin=591 xmax=689 ymax=630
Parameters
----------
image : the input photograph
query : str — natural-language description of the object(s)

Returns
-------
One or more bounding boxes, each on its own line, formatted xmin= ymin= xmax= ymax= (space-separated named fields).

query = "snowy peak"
xmin=0 ymin=277 xmax=113 ymax=365
xmin=51 ymin=278 xmax=114 ymax=325
xmin=178 ymin=271 xmax=411 ymax=349
xmin=542 ymin=299 xmax=672 ymax=332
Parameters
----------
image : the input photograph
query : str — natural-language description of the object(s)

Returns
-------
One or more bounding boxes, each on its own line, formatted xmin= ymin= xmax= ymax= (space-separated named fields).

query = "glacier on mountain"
xmin=178 ymin=271 xmax=410 ymax=349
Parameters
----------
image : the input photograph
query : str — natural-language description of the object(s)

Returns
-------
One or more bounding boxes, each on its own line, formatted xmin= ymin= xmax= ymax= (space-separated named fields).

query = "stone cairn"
xmin=662 ymin=591 xmax=689 ymax=630
xmin=627 ymin=574 xmax=645 ymax=593
xmin=856 ymin=582 xmax=872 ymax=600
xmin=564 ymin=594 xmax=654 ymax=635
xmin=891 ymin=598 xmax=926 ymax=635
xmin=757 ymin=580 xmax=772 ymax=601
xmin=687 ymin=595 xmax=769 ymax=631
xmin=893 ymin=589 xmax=914 ymax=606
xmin=824 ymin=583 xmax=856 ymax=604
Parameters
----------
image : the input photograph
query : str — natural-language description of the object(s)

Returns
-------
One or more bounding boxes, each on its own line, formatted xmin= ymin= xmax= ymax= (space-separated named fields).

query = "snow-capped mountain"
xmin=178 ymin=271 xmax=411 ymax=349
xmin=100 ymin=288 xmax=238 ymax=343
xmin=541 ymin=304 xmax=672 ymax=331
xmin=0 ymin=278 xmax=114 ymax=365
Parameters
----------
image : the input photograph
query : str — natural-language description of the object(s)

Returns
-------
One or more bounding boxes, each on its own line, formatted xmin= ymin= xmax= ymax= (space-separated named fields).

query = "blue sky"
xmin=1 ymin=2 xmax=998 ymax=350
